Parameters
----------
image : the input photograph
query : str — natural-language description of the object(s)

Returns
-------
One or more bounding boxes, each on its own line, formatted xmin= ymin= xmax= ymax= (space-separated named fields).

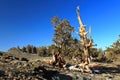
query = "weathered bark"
xmin=51 ymin=51 xmax=66 ymax=68
xmin=76 ymin=6 xmax=92 ymax=73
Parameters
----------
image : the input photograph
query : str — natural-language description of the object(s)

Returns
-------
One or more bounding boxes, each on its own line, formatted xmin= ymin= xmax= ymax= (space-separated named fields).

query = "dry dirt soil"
xmin=0 ymin=51 xmax=120 ymax=80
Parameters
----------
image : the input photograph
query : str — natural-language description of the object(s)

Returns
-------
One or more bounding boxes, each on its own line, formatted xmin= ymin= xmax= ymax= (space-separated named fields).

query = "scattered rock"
xmin=23 ymin=63 xmax=29 ymax=67
xmin=0 ymin=70 xmax=5 ymax=76
xmin=0 ymin=53 xmax=120 ymax=80
xmin=20 ymin=57 xmax=29 ymax=62
xmin=0 ymin=52 xmax=3 ymax=56
xmin=93 ymin=70 xmax=101 ymax=74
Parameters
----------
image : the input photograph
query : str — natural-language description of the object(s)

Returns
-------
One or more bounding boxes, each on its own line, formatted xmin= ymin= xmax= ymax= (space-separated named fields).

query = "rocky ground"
xmin=0 ymin=52 xmax=120 ymax=80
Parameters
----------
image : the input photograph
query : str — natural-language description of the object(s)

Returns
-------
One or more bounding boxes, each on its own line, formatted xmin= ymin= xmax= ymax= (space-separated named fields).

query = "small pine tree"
xmin=51 ymin=16 xmax=74 ymax=55
xmin=33 ymin=46 xmax=37 ymax=54
xmin=22 ymin=46 xmax=26 ymax=53
xmin=37 ymin=46 xmax=47 ymax=56
xmin=17 ymin=46 xmax=21 ymax=51
xmin=26 ymin=45 xmax=32 ymax=53
xmin=97 ymin=49 xmax=104 ymax=61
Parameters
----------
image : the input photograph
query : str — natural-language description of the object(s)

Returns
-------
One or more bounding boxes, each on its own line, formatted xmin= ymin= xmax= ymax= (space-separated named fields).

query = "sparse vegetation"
xmin=7 ymin=20 xmax=120 ymax=63
xmin=51 ymin=16 xmax=75 ymax=56
xmin=2 ymin=15 xmax=120 ymax=80
xmin=0 ymin=0 xmax=120 ymax=79
xmin=0 ymin=27 xmax=120 ymax=80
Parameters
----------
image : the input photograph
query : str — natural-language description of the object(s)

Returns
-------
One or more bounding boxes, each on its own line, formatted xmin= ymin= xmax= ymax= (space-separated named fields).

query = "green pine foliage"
xmin=8 ymin=16 xmax=120 ymax=63
xmin=105 ymin=35 xmax=120 ymax=62
xmin=51 ymin=16 xmax=75 ymax=56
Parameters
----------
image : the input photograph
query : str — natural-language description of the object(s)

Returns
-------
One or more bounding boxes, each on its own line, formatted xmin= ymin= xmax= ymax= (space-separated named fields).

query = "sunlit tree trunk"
xmin=76 ymin=6 xmax=92 ymax=73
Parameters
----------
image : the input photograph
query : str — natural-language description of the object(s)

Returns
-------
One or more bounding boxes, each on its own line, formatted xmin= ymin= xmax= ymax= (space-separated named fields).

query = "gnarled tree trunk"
xmin=76 ymin=6 xmax=92 ymax=73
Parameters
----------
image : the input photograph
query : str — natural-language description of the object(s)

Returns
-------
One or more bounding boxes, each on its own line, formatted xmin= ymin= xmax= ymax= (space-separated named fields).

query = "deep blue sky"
xmin=0 ymin=0 xmax=120 ymax=51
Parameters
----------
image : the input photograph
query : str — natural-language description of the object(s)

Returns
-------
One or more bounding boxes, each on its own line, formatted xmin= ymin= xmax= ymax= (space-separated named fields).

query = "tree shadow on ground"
xmin=33 ymin=66 xmax=73 ymax=80
xmin=0 ymin=70 xmax=6 ymax=77
xmin=92 ymin=65 xmax=120 ymax=74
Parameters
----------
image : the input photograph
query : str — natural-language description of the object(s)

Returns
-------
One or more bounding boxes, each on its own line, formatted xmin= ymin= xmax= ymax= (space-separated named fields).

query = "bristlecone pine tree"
xmin=51 ymin=16 xmax=74 ymax=55
xmin=105 ymin=35 xmax=120 ymax=61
